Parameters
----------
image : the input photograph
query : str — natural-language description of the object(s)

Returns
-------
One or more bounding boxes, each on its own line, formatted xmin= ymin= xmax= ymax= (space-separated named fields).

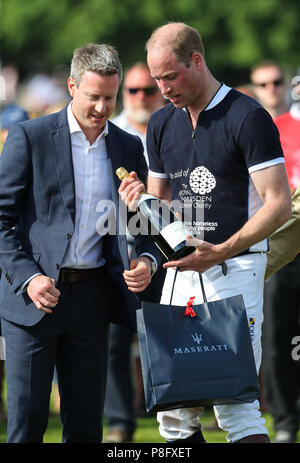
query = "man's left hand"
xmin=163 ymin=236 xmax=222 ymax=273
xmin=123 ymin=256 xmax=152 ymax=292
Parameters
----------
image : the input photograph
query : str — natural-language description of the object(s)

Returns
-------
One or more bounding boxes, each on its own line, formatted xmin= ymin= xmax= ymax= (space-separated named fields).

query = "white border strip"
xmin=205 ymin=84 xmax=232 ymax=111
xmin=248 ymin=157 xmax=285 ymax=174
xmin=148 ymin=169 xmax=168 ymax=179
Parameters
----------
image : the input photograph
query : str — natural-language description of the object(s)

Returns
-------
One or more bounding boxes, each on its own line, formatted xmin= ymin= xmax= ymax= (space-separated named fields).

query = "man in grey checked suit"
xmin=0 ymin=43 xmax=159 ymax=443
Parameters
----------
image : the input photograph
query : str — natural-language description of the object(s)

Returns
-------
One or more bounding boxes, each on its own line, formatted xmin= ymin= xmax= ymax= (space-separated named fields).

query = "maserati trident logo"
xmin=191 ymin=333 xmax=202 ymax=344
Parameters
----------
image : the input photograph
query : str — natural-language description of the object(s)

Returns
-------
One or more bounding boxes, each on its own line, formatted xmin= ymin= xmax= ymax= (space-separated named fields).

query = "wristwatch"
xmin=147 ymin=255 xmax=157 ymax=278
xmin=140 ymin=254 xmax=157 ymax=278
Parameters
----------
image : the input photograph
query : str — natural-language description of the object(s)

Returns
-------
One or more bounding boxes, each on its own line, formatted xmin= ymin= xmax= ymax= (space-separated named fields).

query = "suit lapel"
xmin=105 ymin=123 xmax=125 ymax=189
xmin=51 ymin=108 xmax=76 ymax=223
xmin=106 ymin=124 xmax=130 ymax=270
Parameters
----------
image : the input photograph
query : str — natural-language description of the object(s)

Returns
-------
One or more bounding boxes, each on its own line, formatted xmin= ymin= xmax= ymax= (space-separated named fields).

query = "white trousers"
xmin=157 ymin=253 xmax=268 ymax=443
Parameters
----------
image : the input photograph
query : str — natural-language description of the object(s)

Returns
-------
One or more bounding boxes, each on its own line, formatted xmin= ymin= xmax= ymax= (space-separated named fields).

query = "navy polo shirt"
xmin=146 ymin=85 xmax=284 ymax=250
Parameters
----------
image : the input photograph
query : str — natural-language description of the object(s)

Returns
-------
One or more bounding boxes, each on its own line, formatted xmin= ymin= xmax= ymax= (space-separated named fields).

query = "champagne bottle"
xmin=116 ymin=167 xmax=195 ymax=260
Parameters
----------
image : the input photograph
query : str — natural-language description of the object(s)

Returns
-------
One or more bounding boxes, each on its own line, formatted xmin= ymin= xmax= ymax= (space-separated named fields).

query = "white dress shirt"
xmin=61 ymin=103 xmax=114 ymax=269
xmin=110 ymin=111 xmax=157 ymax=274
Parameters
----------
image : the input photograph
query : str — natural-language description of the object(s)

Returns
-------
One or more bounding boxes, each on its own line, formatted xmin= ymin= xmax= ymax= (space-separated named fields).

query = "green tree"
xmin=1 ymin=0 xmax=300 ymax=84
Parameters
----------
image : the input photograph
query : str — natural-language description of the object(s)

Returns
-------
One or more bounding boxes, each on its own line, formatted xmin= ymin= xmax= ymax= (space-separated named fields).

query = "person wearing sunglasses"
xmin=262 ymin=74 xmax=300 ymax=444
xmin=112 ymin=62 xmax=166 ymax=164
xmin=250 ymin=61 xmax=289 ymax=119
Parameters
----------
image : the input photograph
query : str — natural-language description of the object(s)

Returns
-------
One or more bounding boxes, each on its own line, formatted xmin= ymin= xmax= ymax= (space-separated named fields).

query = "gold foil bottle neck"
xmin=116 ymin=167 xmax=129 ymax=181
xmin=116 ymin=166 xmax=147 ymax=195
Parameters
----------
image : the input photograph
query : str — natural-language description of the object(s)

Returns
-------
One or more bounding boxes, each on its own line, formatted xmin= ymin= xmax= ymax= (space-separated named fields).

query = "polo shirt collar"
xmin=182 ymin=83 xmax=232 ymax=114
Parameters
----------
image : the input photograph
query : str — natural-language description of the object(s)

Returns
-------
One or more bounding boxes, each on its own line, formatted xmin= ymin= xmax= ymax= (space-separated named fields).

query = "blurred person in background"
xmin=235 ymin=84 xmax=256 ymax=99
xmin=265 ymin=183 xmax=300 ymax=281
xmin=0 ymin=66 xmax=19 ymax=105
xmin=1 ymin=103 xmax=29 ymax=147
xmin=20 ymin=71 xmax=69 ymax=118
xmin=250 ymin=59 xmax=292 ymax=421
xmin=104 ymin=62 xmax=166 ymax=444
xmin=262 ymin=76 xmax=300 ymax=443
xmin=112 ymin=62 xmax=166 ymax=163
xmin=250 ymin=61 xmax=289 ymax=120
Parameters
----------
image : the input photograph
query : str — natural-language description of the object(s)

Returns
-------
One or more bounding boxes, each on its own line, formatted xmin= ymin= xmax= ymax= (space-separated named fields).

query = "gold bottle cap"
xmin=116 ymin=167 xmax=129 ymax=181
xmin=115 ymin=166 xmax=148 ymax=196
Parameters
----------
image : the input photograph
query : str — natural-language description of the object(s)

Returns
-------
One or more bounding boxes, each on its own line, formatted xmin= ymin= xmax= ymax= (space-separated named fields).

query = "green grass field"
xmin=1 ymin=403 xmax=300 ymax=444
xmin=1 ymin=377 xmax=299 ymax=444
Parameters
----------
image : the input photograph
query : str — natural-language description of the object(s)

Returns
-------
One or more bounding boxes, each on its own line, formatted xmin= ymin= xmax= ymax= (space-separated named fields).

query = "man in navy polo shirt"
xmin=119 ymin=22 xmax=292 ymax=444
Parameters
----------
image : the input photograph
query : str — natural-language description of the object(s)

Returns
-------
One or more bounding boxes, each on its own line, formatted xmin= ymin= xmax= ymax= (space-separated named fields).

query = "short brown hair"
xmin=146 ymin=22 xmax=205 ymax=68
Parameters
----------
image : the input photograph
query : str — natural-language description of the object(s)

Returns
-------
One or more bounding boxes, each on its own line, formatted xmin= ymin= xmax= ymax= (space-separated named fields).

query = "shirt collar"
xmin=182 ymin=83 xmax=231 ymax=114
xmin=67 ymin=102 xmax=109 ymax=140
xmin=205 ymin=84 xmax=231 ymax=111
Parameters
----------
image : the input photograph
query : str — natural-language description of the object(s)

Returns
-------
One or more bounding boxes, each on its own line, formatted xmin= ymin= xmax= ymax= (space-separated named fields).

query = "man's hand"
xmin=163 ymin=235 xmax=220 ymax=273
xmin=118 ymin=171 xmax=146 ymax=211
xmin=123 ymin=256 xmax=152 ymax=292
xmin=27 ymin=275 xmax=61 ymax=313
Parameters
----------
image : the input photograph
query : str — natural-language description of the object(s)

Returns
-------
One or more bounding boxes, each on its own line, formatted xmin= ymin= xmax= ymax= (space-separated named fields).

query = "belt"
xmin=220 ymin=251 xmax=266 ymax=276
xmin=59 ymin=266 xmax=106 ymax=283
xmin=234 ymin=250 xmax=266 ymax=258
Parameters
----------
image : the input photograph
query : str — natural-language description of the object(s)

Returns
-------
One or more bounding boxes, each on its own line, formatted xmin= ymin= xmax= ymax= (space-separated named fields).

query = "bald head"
xmin=146 ymin=22 xmax=205 ymax=68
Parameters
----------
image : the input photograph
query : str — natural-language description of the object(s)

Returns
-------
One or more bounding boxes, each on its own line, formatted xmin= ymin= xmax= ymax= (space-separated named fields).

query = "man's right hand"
xmin=118 ymin=171 xmax=146 ymax=210
xmin=27 ymin=275 xmax=61 ymax=313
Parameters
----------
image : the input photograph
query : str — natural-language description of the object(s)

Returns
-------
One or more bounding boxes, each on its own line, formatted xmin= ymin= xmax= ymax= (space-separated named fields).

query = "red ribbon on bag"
xmin=185 ymin=296 xmax=196 ymax=317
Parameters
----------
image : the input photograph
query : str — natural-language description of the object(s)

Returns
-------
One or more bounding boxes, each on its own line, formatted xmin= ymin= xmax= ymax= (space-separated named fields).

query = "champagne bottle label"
xmin=160 ymin=221 xmax=191 ymax=250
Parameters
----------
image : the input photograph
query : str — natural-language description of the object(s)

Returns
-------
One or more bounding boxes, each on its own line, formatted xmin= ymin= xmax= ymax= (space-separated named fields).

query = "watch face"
xmin=146 ymin=257 xmax=155 ymax=275
xmin=150 ymin=259 xmax=156 ymax=275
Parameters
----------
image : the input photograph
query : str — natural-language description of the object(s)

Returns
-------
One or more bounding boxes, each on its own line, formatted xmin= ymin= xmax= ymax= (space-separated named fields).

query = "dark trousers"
xmin=105 ymin=324 xmax=136 ymax=435
xmin=1 ymin=275 xmax=110 ymax=443
xmin=262 ymin=254 xmax=300 ymax=434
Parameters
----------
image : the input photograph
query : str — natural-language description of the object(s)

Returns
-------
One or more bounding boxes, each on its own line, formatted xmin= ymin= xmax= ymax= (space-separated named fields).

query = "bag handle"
xmin=169 ymin=262 xmax=227 ymax=306
xmin=169 ymin=269 xmax=208 ymax=305
xmin=169 ymin=268 xmax=178 ymax=305
xmin=199 ymin=273 xmax=208 ymax=304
